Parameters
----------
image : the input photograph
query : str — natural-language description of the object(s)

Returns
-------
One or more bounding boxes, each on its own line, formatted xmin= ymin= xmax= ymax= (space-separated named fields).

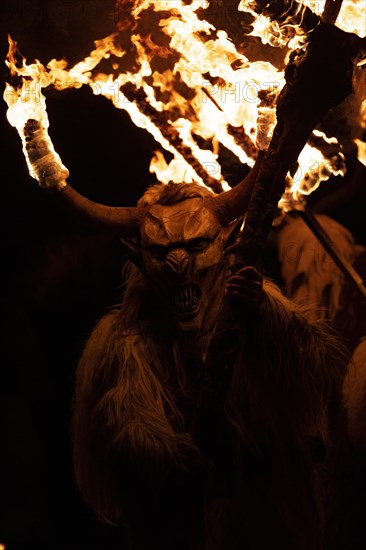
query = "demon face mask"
xmin=138 ymin=194 xmax=238 ymax=334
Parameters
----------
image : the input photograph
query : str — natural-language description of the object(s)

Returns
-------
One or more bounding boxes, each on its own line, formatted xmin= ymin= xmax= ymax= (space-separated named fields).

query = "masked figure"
xmin=60 ymin=175 xmax=344 ymax=550
xmin=21 ymin=120 xmax=345 ymax=549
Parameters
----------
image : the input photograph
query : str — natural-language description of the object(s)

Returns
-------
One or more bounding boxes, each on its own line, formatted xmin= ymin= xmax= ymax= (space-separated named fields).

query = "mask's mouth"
xmin=173 ymin=284 xmax=201 ymax=320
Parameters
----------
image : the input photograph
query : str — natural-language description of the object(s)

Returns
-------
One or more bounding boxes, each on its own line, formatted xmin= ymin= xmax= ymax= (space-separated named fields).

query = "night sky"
xmin=0 ymin=1 xmax=365 ymax=548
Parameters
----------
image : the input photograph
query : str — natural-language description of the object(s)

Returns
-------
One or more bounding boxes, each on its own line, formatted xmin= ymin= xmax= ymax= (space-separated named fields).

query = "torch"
xmin=233 ymin=0 xmax=366 ymax=292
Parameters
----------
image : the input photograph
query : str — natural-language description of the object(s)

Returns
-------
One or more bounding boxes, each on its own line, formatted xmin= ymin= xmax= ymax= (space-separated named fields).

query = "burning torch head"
xmin=23 ymin=119 xmax=69 ymax=190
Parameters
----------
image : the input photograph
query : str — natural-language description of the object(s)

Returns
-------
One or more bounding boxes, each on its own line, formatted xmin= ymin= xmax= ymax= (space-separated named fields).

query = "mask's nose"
xmin=164 ymin=248 xmax=189 ymax=278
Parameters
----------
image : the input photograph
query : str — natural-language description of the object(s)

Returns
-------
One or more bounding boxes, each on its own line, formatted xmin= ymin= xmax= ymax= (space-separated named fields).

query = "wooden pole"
xmin=322 ymin=0 xmax=344 ymax=25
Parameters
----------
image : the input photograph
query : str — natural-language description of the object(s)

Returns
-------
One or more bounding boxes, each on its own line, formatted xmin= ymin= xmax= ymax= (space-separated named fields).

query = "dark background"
xmin=0 ymin=1 xmax=157 ymax=547
xmin=0 ymin=1 xmax=365 ymax=548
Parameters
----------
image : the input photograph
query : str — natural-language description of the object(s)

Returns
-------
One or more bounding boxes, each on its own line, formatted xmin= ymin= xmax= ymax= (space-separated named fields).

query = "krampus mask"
xmin=59 ymin=157 xmax=262 ymax=334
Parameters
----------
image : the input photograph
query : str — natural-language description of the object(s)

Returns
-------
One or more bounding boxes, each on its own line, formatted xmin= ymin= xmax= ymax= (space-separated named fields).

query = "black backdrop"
xmin=0 ymin=1 xmax=365 ymax=548
xmin=0 ymin=1 xmax=158 ymax=547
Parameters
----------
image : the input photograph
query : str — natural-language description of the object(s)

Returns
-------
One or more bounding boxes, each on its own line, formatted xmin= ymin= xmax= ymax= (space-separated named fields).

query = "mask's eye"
xmin=147 ymin=245 xmax=168 ymax=259
xmin=188 ymin=238 xmax=210 ymax=251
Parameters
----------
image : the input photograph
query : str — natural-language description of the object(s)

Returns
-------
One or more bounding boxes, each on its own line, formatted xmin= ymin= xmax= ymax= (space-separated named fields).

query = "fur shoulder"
xmin=80 ymin=310 xmax=118 ymax=361
xmin=343 ymin=337 xmax=366 ymax=447
xmin=75 ymin=309 xmax=119 ymax=398
xmin=229 ymin=278 xmax=348 ymax=446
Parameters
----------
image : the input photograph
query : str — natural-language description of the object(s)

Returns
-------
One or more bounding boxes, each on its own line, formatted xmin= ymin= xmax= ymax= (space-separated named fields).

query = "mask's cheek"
xmin=193 ymin=240 xmax=226 ymax=281
xmin=192 ymin=241 xmax=227 ymax=323
xmin=140 ymin=253 xmax=168 ymax=296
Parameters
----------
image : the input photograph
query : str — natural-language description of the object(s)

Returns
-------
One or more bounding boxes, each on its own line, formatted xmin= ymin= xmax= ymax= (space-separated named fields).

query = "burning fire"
xmin=303 ymin=0 xmax=366 ymax=36
xmin=3 ymin=0 xmax=365 ymax=207
xmin=355 ymin=139 xmax=366 ymax=167
xmin=239 ymin=0 xmax=366 ymax=48
xmin=238 ymin=0 xmax=319 ymax=49
xmin=4 ymin=36 xmax=69 ymax=189
xmin=280 ymin=130 xmax=347 ymax=211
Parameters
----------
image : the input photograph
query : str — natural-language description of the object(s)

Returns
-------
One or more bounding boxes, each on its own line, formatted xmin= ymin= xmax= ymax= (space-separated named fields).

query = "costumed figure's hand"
xmin=226 ymin=266 xmax=264 ymax=309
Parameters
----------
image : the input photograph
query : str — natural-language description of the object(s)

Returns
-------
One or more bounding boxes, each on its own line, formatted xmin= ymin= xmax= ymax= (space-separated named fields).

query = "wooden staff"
xmin=322 ymin=0 xmax=344 ymax=24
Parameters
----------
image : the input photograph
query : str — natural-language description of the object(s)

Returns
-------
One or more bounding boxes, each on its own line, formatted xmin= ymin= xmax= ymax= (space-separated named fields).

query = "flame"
xmin=360 ymin=97 xmax=366 ymax=127
xmin=3 ymin=0 xmax=364 ymax=206
xmin=3 ymin=1 xmax=284 ymax=192
xmin=355 ymin=139 xmax=366 ymax=166
xmin=280 ymin=130 xmax=346 ymax=211
xmin=4 ymin=36 xmax=52 ymax=129
xmin=128 ymin=1 xmax=284 ymax=186
xmin=238 ymin=0 xmax=320 ymax=49
xmin=239 ymin=0 xmax=365 ymax=50
xmin=303 ymin=0 xmax=366 ymax=36
xmin=4 ymin=36 xmax=69 ymax=188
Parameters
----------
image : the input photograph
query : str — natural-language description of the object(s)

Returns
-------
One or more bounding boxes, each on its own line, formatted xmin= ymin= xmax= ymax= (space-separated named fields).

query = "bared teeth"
xmin=173 ymin=285 xmax=200 ymax=313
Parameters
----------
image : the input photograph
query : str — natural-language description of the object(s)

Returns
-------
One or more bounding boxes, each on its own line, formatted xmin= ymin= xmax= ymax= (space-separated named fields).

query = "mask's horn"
xmin=209 ymin=150 xmax=264 ymax=226
xmin=59 ymin=185 xmax=143 ymax=236
xmin=23 ymin=118 xmax=142 ymax=236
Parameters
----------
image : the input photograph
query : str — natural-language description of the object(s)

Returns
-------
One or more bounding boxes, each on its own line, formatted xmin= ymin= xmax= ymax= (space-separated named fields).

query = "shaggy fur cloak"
xmin=276 ymin=212 xmax=366 ymax=549
xmin=73 ymin=263 xmax=346 ymax=550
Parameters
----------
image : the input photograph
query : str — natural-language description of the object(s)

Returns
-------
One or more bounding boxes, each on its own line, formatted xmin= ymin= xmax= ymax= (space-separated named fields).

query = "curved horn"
xmin=58 ymin=184 xmax=143 ymax=236
xmin=209 ymin=150 xmax=265 ymax=226
xmin=21 ymin=118 xmax=142 ymax=236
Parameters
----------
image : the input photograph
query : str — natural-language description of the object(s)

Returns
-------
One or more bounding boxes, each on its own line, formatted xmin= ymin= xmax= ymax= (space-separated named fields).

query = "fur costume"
xmin=323 ymin=338 xmax=366 ymax=550
xmin=277 ymin=213 xmax=364 ymax=322
xmin=73 ymin=260 xmax=345 ymax=549
xmin=343 ymin=337 xmax=366 ymax=448
xmin=276 ymin=212 xmax=366 ymax=549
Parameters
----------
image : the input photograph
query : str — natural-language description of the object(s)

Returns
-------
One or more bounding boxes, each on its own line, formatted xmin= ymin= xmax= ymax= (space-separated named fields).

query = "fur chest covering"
xmin=72 ymin=272 xmax=346 ymax=550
